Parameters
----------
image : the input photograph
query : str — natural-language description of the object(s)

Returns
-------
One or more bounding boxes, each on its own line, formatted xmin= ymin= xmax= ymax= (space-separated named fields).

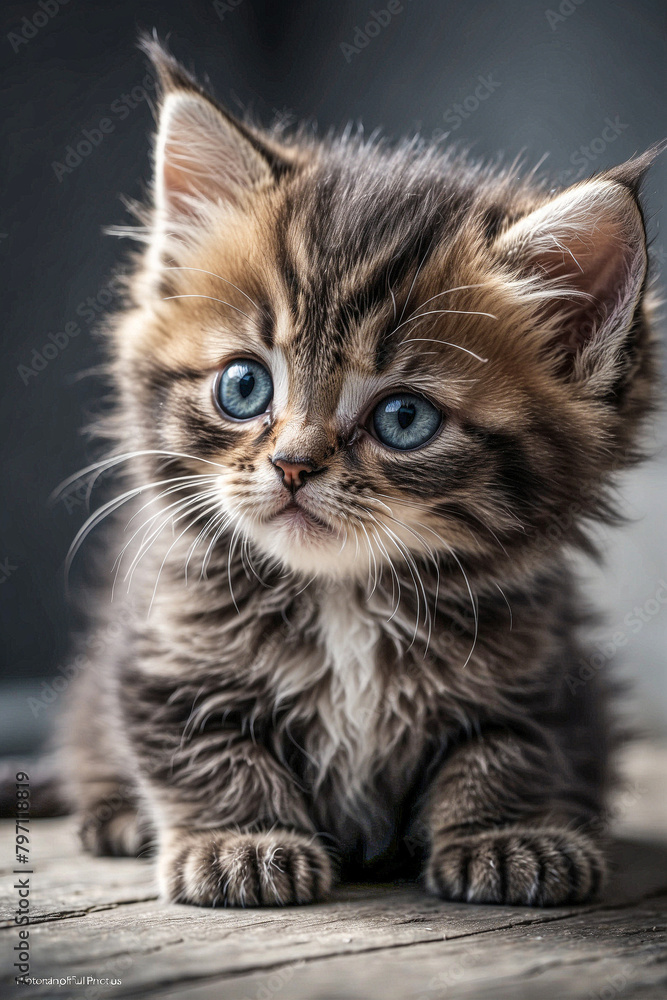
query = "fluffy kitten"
xmin=60 ymin=38 xmax=659 ymax=908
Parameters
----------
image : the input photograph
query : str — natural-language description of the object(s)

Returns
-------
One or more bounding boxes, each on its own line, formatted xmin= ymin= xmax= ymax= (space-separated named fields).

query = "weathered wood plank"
xmin=0 ymin=820 xmax=157 ymax=926
xmin=0 ymin=743 xmax=664 ymax=999
xmin=1 ymin=838 xmax=665 ymax=998
xmin=5 ymin=884 xmax=665 ymax=999
xmin=0 ymin=881 xmax=607 ymax=984
xmin=142 ymin=895 xmax=667 ymax=1000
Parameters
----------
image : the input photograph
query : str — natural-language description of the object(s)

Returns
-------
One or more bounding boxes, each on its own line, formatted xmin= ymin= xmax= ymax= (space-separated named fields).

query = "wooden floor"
xmin=1 ymin=744 xmax=666 ymax=1000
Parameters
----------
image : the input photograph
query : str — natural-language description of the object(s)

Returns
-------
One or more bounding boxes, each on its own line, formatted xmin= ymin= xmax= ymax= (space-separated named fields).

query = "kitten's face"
xmin=128 ymin=201 xmax=545 ymax=579
xmin=117 ymin=48 xmax=651 ymax=582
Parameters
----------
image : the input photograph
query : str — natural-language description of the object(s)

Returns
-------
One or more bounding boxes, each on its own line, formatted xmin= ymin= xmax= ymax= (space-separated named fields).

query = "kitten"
xmin=59 ymin=37 xmax=659 ymax=908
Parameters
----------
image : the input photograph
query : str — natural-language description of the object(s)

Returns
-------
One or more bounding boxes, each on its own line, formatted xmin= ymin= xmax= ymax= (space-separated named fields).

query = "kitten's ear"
xmin=495 ymin=155 xmax=656 ymax=389
xmin=140 ymin=37 xmax=291 ymax=261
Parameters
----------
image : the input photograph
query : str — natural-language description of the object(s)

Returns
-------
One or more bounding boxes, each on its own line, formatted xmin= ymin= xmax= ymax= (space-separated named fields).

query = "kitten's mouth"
xmin=272 ymin=499 xmax=333 ymax=535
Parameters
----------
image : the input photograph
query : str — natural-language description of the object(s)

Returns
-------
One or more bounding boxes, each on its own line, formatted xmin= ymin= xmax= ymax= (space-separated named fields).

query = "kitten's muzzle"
xmin=271 ymin=454 xmax=322 ymax=492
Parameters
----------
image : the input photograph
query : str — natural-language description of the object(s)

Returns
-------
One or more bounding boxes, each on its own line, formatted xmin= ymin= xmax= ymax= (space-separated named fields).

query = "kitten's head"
xmin=114 ymin=40 xmax=658 ymax=582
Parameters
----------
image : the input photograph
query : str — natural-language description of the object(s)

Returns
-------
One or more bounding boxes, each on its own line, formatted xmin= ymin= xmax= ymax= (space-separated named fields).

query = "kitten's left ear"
xmin=140 ymin=36 xmax=293 ymax=264
xmin=495 ymin=150 xmax=660 ymax=391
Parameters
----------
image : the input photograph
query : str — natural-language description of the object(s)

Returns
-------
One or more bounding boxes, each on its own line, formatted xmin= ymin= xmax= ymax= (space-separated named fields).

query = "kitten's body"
xmin=59 ymin=40 xmax=658 ymax=907
xmin=68 ymin=554 xmax=608 ymax=878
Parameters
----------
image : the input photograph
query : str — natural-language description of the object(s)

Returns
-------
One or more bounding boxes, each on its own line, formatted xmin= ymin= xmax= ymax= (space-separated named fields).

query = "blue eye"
xmin=216 ymin=359 xmax=273 ymax=420
xmin=372 ymin=393 xmax=442 ymax=450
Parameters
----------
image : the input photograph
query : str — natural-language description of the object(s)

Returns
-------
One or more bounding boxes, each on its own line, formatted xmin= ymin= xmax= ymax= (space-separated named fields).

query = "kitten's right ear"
xmin=140 ymin=36 xmax=291 ymax=262
xmin=493 ymin=165 xmax=653 ymax=394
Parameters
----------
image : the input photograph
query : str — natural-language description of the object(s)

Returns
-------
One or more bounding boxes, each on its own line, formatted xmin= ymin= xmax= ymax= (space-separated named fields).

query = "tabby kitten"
xmin=61 ymin=38 xmax=659 ymax=908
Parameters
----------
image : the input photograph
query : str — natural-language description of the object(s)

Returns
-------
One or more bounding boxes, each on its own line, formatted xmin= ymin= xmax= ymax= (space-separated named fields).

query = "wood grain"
xmin=1 ymin=743 xmax=665 ymax=999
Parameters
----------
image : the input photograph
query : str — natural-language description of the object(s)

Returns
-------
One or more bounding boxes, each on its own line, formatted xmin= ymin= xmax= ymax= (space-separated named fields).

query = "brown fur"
xmin=57 ymin=38 xmax=660 ymax=907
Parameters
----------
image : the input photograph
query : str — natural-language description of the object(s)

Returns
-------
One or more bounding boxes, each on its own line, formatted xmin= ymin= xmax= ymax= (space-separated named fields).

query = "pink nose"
xmin=272 ymin=457 xmax=313 ymax=491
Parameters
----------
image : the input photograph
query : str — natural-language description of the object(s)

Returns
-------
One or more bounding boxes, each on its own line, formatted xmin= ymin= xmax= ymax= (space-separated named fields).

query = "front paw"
xmin=426 ymin=827 xmax=605 ymax=906
xmin=79 ymin=805 xmax=151 ymax=858
xmin=158 ymin=828 xmax=333 ymax=907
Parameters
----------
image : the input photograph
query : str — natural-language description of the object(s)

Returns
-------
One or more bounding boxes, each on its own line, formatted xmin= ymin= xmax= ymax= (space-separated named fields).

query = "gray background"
xmin=1 ymin=0 xmax=666 ymax=752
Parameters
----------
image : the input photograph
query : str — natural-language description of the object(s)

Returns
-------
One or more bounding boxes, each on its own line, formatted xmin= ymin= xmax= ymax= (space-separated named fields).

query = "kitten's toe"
xmin=79 ymin=805 xmax=151 ymax=858
xmin=426 ymin=827 xmax=605 ymax=906
xmin=158 ymin=829 xmax=333 ymax=907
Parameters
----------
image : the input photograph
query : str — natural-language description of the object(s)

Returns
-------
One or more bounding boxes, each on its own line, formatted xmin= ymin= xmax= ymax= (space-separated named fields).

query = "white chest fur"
xmin=309 ymin=585 xmax=387 ymax=797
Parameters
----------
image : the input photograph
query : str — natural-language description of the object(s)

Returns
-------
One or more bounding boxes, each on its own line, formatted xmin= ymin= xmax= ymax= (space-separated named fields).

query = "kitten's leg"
xmin=422 ymin=732 xmax=606 ymax=906
xmin=148 ymin=745 xmax=333 ymax=906
xmin=59 ymin=658 xmax=151 ymax=858
xmin=77 ymin=778 xmax=150 ymax=858
xmin=119 ymin=679 xmax=332 ymax=906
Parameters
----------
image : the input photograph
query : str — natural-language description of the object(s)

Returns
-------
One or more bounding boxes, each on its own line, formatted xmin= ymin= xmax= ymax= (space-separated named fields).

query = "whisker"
xmin=495 ymin=581 xmax=513 ymax=631
xmin=398 ymin=337 xmax=489 ymax=363
xmin=389 ymin=307 xmax=496 ymax=339
xmin=163 ymin=266 xmax=267 ymax=316
xmin=397 ymin=237 xmax=434 ymax=324
xmin=201 ymin=507 xmax=238 ymax=578
xmin=375 ymin=509 xmax=441 ymax=647
xmin=366 ymin=520 xmax=402 ymax=622
xmin=52 ymin=449 xmax=226 ymax=502
xmin=147 ymin=513 xmax=209 ymax=617
xmin=66 ymin=474 xmax=217 ymax=580
xmin=416 ymin=521 xmax=479 ymax=669
xmin=389 ymin=283 xmax=397 ymax=323
xmin=161 ymin=293 xmax=252 ymax=322
xmin=375 ymin=491 xmax=521 ymax=548
xmin=368 ymin=494 xmax=478 ymax=665
xmin=122 ymin=491 xmax=218 ymax=592
xmin=373 ymin=519 xmax=425 ymax=648
xmin=226 ymin=523 xmax=244 ymax=612
xmin=184 ymin=506 xmax=229 ymax=582
xmin=112 ymin=487 xmax=220 ymax=597
xmin=409 ymin=283 xmax=491 ymax=312
xmin=357 ymin=519 xmax=379 ymax=597
xmin=148 ymin=497 xmax=242 ymax=614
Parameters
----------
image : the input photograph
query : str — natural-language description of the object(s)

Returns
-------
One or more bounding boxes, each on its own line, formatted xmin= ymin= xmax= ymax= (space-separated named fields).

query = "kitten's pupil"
xmin=239 ymin=372 xmax=255 ymax=398
xmin=398 ymin=404 xmax=416 ymax=429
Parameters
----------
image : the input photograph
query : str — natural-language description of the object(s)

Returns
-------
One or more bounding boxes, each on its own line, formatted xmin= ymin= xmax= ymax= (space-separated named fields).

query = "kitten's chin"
xmin=243 ymin=511 xmax=365 ymax=579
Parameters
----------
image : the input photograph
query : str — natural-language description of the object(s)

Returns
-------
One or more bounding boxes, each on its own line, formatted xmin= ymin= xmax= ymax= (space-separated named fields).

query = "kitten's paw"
xmin=426 ymin=827 xmax=605 ymax=906
xmin=79 ymin=806 xmax=150 ymax=858
xmin=158 ymin=829 xmax=333 ymax=907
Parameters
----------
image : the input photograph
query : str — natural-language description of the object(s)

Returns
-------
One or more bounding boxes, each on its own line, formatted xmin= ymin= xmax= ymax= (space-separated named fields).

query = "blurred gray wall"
xmin=1 ymin=0 xmax=666 ymax=751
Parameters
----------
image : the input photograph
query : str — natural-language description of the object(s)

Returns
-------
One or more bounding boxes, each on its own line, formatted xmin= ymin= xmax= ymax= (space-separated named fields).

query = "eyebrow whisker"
xmin=411 ymin=283 xmax=491 ymax=312
xmin=399 ymin=337 xmax=489 ymax=363
xmin=164 ymin=266 xmax=267 ymax=317
xmin=161 ymin=293 xmax=252 ymax=321
xmin=389 ymin=307 xmax=498 ymax=339
xmin=396 ymin=237 xmax=435 ymax=325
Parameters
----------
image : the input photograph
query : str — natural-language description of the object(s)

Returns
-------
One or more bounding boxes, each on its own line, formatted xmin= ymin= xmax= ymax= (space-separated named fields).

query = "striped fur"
xmin=58 ymin=39 xmax=660 ymax=907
